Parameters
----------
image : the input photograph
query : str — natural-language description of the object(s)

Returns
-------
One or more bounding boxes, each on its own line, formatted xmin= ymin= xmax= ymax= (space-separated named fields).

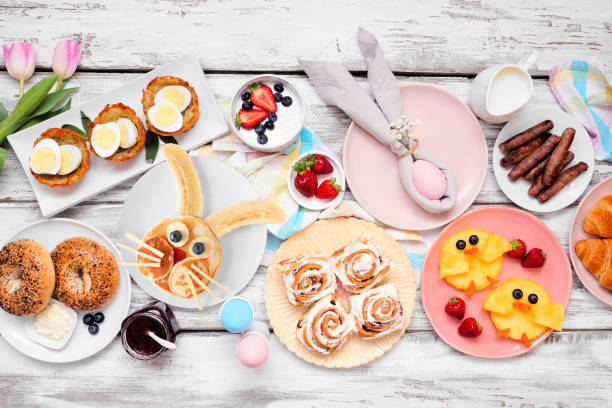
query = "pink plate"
xmin=569 ymin=177 xmax=612 ymax=306
xmin=421 ymin=206 xmax=572 ymax=358
xmin=343 ymin=83 xmax=487 ymax=230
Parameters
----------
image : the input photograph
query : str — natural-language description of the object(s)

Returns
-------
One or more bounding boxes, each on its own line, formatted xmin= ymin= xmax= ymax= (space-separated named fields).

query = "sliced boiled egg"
xmin=148 ymin=102 xmax=183 ymax=133
xmin=154 ymin=86 xmax=191 ymax=112
xmin=30 ymin=139 xmax=61 ymax=175
xmin=116 ymin=118 xmax=138 ymax=149
xmin=91 ymin=122 xmax=121 ymax=158
xmin=58 ymin=145 xmax=82 ymax=175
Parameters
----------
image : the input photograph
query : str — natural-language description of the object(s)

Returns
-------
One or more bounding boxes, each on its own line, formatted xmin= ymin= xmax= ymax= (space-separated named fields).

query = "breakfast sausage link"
xmin=508 ymin=135 xmax=560 ymax=182
xmin=499 ymin=120 xmax=554 ymax=153
xmin=543 ymin=128 xmax=575 ymax=186
xmin=527 ymin=151 xmax=575 ymax=195
xmin=500 ymin=136 xmax=546 ymax=168
xmin=536 ymin=162 xmax=589 ymax=203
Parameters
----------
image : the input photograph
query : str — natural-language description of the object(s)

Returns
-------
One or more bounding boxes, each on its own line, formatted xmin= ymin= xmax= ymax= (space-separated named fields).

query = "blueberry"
xmin=83 ymin=314 xmax=94 ymax=325
xmin=281 ymin=96 xmax=293 ymax=107
xmin=88 ymin=324 xmax=99 ymax=335
xmin=528 ymin=294 xmax=538 ymax=304
xmin=94 ymin=312 xmax=105 ymax=324
xmin=274 ymin=83 xmax=284 ymax=93
xmin=469 ymin=235 xmax=479 ymax=245
xmin=456 ymin=240 xmax=466 ymax=250
xmin=257 ymin=134 xmax=268 ymax=145
xmin=169 ymin=230 xmax=182 ymax=243
xmin=255 ymin=124 xmax=266 ymax=135
xmin=192 ymin=242 xmax=205 ymax=255
xmin=264 ymin=121 xmax=275 ymax=130
xmin=242 ymin=101 xmax=253 ymax=110
xmin=273 ymin=92 xmax=283 ymax=102
xmin=512 ymin=289 xmax=523 ymax=299
xmin=268 ymin=112 xmax=277 ymax=122
xmin=241 ymin=92 xmax=251 ymax=101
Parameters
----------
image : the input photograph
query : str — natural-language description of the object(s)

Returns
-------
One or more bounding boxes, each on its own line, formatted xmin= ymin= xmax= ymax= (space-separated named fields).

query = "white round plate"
xmin=118 ymin=156 xmax=267 ymax=309
xmin=493 ymin=104 xmax=594 ymax=213
xmin=0 ymin=219 xmax=131 ymax=363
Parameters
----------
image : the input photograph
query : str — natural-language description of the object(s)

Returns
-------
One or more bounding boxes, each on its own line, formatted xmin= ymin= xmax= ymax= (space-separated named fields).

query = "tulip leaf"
xmin=145 ymin=130 xmax=160 ymax=162
xmin=61 ymin=124 xmax=86 ymax=140
xmin=0 ymin=103 xmax=8 ymax=123
xmin=158 ymin=135 xmax=178 ymax=144
xmin=30 ymin=87 xmax=78 ymax=118
xmin=17 ymin=99 xmax=73 ymax=132
xmin=80 ymin=111 xmax=92 ymax=134
xmin=0 ymin=146 xmax=6 ymax=175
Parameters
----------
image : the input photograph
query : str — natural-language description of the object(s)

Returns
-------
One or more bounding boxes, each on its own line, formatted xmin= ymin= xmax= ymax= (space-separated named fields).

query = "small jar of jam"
xmin=121 ymin=301 xmax=179 ymax=360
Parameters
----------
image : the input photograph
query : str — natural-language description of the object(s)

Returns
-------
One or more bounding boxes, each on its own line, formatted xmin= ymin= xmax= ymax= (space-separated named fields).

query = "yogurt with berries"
xmin=231 ymin=75 xmax=305 ymax=152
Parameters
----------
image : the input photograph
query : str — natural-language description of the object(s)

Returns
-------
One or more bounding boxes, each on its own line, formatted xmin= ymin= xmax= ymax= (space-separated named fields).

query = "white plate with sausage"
xmin=493 ymin=104 xmax=594 ymax=213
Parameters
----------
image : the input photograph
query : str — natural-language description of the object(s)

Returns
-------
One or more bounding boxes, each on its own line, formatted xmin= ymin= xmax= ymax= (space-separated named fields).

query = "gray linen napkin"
xmin=299 ymin=27 xmax=456 ymax=214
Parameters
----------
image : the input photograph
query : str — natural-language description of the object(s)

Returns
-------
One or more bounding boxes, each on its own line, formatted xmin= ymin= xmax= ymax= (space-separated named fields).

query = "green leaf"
xmin=80 ymin=111 xmax=91 ymax=134
xmin=158 ymin=135 xmax=178 ymax=144
xmin=0 ymin=147 xmax=6 ymax=175
xmin=0 ymin=103 xmax=8 ymax=123
xmin=61 ymin=124 xmax=86 ymax=140
xmin=29 ymin=87 xmax=78 ymax=117
xmin=17 ymin=99 xmax=73 ymax=132
xmin=145 ymin=130 xmax=159 ymax=162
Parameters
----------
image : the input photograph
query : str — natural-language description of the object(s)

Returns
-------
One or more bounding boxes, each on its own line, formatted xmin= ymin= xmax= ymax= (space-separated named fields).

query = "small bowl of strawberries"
xmin=230 ymin=74 xmax=306 ymax=153
xmin=288 ymin=152 xmax=345 ymax=210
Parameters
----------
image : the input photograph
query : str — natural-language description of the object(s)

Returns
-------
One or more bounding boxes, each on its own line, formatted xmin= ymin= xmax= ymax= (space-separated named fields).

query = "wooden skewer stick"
xmin=186 ymin=270 xmax=220 ymax=299
xmin=190 ymin=264 xmax=228 ymax=290
xmin=184 ymin=273 xmax=203 ymax=310
xmin=116 ymin=242 xmax=161 ymax=263
xmin=120 ymin=262 xmax=161 ymax=267
xmin=124 ymin=233 xmax=165 ymax=258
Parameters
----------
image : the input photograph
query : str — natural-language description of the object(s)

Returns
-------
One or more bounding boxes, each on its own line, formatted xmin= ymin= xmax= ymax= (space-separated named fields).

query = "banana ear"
xmin=162 ymin=144 xmax=204 ymax=217
xmin=205 ymin=201 xmax=285 ymax=238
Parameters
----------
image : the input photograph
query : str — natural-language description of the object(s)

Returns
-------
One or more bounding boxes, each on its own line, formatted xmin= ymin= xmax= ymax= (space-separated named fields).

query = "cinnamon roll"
xmin=349 ymin=283 xmax=404 ymax=339
xmin=331 ymin=235 xmax=392 ymax=293
xmin=280 ymin=254 xmax=335 ymax=306
xmin=296 ymin=295 xmax=352 ymax=354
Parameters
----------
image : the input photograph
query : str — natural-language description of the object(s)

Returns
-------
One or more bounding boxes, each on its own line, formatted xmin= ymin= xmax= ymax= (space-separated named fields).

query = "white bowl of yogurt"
xmin=230 ymin=75 xmax=305 ymax=152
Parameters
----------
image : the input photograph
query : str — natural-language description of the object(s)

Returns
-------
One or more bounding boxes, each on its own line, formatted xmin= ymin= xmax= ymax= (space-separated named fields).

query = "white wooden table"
xmin=1 ymin=1 xmax=611 ymax=406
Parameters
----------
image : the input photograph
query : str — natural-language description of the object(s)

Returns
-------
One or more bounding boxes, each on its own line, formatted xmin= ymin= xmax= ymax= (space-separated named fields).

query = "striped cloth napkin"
xmin=549 ymin=60 xmax=612 ymax=160
xmin=195 ymin=99 xmax=427 ymax=270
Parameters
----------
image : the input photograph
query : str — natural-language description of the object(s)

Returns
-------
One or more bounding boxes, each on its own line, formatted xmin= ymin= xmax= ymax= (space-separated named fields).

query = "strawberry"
xmin=292 ymin=160 xmax=318 ymax=198
xmin=249 ymin=84 xmax=277 ymax=113
xmin=506 ymin=239 xmax=527 ymax=259
xmin=521 ymin=248 xmax=547 ymax=268
xmin=235 ymin=109 xmax=268 ymax=130
xmin=173 ymin=248 xmax=186 ymax=263
xmin=458 ymin=317 xmax=483 ymax=338
xmin=444 ymin=296 xmax=466 ymax=319
xmin=311 ymin=154 xmax=333 ymax=174
xmin=315 ymin=177 xmax=343 ymax=200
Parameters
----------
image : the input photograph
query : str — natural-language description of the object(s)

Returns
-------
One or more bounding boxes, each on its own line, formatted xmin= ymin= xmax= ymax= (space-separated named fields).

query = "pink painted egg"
xmin=412 ymin=159 xmax=447 ymax=200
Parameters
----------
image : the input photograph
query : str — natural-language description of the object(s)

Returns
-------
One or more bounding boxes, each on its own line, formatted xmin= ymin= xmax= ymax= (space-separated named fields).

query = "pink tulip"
xmin=52 ymin=39 xmax=81 ymax=89
xmin=3 ymin=42 xmax=36 ymax=96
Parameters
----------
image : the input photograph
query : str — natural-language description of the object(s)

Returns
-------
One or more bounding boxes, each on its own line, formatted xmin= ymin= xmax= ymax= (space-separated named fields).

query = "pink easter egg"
xmin=236 ymin=333 xmax=269 ymax=368
xmin=412 ymin=159 xmax=447 ymax=200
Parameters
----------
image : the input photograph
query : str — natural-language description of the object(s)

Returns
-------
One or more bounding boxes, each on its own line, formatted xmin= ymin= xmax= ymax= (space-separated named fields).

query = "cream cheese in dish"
xmin=34 ymin=302 xmax=73 ymax=341
xmin=91 ymin=122 xmax=121 ymax=158
xmin=30 ymin=139 xmax=61 ymax=175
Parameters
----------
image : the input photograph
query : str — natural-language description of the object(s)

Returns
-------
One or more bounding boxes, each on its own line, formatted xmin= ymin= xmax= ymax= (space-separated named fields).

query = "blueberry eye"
xmin=169 ymin=231 xmax=182 ymax=243
xmin=456 ymin=240 xmax=466 ymax=250
xmin=469 ymin=235 xmax=479 ymax=245
xmin=512 ymin=289 xmax=523 ymax=299
xmin=192 ymin=242 xmax=205 ymax=255
xmin=528 ymin=294 xmax=538 ymax=304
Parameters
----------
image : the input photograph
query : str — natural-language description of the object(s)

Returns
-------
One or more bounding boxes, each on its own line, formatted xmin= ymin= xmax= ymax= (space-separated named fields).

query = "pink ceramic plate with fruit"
xmin=343 ymin=83 xmax=487 ymax=230
xmin=421 ymin=206 xmax=572 ymax=358
xmin=288 ymin=152 xmax=345 ymax=210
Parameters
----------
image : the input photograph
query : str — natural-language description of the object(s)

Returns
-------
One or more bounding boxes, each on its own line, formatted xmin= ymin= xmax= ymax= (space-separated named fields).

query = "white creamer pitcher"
xmin=469 ymin=50 xmax=538 ymax=124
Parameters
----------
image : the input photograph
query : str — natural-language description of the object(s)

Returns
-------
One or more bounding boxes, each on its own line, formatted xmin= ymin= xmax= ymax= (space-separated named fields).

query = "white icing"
xmin=280 ymin=254 xmax=335 ymax=306
xmin=349 ymin=283 xmax=404 ymax=340
xmin=296 ymin=295 xmax=352 ymax=354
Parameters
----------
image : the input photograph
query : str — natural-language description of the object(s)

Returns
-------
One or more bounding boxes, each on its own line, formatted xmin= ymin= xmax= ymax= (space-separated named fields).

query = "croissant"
xmin=583 ymin=195 xmax=612 ymax=238
xmin=574 ymin=238 xmax=612 ymax=290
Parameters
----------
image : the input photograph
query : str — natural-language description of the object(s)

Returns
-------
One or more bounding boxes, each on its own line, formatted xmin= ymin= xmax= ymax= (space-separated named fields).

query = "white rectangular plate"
xmin=8 ymin=55 xmax=229 ymax=217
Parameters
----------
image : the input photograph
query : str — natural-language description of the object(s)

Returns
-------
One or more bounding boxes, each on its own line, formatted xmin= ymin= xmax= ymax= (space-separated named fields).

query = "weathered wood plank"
xmin=0 ymin=0 xmax=609 ymax=74
xmin=1 ymin=330 xmax=611 ymax=407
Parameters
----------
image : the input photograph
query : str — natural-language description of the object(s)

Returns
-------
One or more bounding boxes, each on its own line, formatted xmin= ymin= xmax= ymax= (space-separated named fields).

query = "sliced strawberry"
xmin=315 ymin=177 xmax=343 ymax=200
xmin=249 ymin=84 xmax=277 ymax=113
xmin=235 ymin=108 xmax=268 ymax=130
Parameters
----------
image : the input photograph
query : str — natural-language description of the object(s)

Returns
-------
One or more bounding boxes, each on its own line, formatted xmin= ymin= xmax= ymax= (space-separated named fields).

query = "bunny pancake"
xmin=51 ymin=237 xmax=120 ymax=311
xmin=30 ymin=128 xmax=90 ymax=187
xmin=142 ymin=76 xmax=200 ymax=136
xmin=0 ymin=239 xmax=55 ymax=316
xmin=88 ymin=103 xmax=146 ymax=162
